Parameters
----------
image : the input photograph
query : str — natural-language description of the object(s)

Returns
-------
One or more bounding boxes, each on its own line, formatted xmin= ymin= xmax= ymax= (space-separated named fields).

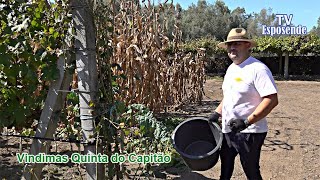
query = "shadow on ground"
xmin=156 ymin=100 xmax=221 ymax=120
xmin=0 ymin=160 xmax=23 ymax=179
xmin=173 ymin=171 xmax=218 ymax=180
xmin=273 ymin=75 xmax=320 ymax=82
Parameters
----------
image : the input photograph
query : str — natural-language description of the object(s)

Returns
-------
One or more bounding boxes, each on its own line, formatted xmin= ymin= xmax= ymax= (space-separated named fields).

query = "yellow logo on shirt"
xmin=234 ymin=77 xmax=242 ymax=82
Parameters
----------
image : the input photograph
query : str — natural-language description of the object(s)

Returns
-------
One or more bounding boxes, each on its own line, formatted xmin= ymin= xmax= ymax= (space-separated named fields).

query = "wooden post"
xmin=278 ymin=52 xmax=283 ymax=75
xmin=22 ymin=55 xmax=73 ymax=180
xmin=284 ymin=52 xmax=289 ymax=79
xmin=71 ymin=0 xmax=104 ymax=179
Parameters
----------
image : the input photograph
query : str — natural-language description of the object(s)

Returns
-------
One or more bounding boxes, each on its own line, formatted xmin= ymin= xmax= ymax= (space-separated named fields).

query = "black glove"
xmin=228 ymin=119 xmax=251 ymax=132
xmin=208 ymin=111 xmax=221 ymax=123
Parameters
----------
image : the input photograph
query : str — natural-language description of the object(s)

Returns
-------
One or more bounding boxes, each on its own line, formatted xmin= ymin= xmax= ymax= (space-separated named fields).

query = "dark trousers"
xmin=219 ymin=132 xmax=267 ymax=180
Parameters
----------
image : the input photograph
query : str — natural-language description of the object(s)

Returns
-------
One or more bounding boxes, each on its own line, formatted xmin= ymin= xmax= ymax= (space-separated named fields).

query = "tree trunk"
xmin=284 ymin=52 xmax=289 ymax=79
xmin=72 ymin=0 xmax=105 ymax=179
xmin=278 ymin=52 xmax=283 ymax=75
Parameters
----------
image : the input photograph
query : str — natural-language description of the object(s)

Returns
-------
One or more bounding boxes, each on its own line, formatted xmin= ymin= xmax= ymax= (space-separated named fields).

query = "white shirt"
xmin=221 ymin=56 xmax=278 ymax=133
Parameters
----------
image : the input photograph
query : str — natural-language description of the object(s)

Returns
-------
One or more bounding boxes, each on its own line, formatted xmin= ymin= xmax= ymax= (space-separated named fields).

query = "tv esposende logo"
xmin=262 ymin=14 xmax=307 ymax=36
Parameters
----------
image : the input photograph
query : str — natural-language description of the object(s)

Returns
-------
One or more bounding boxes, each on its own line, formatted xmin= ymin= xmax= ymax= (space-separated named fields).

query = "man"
xmin=209 ymin=28 xmax=278 ymax=180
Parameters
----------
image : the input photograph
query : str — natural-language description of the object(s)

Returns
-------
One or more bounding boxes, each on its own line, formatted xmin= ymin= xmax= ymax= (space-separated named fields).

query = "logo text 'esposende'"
xmin=262 ymin=14 xmax=307 ymax=36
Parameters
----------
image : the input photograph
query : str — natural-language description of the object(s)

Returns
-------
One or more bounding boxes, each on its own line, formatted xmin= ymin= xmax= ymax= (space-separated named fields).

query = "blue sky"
xmin=171 ymin=0 xmax=319 ymax=31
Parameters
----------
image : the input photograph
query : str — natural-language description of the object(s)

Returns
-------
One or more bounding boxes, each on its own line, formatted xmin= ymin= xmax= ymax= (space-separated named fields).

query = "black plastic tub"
xmin=172 ymin=117 xmax=223 ymax=171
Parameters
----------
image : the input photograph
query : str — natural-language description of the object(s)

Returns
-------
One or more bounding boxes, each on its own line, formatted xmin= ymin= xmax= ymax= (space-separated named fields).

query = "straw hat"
xmin=217 ymin=28 xmax=256 ymax=49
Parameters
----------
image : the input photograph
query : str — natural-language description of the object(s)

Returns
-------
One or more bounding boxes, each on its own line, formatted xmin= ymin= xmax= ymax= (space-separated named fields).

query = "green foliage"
xmin=66 ymin=92 xmax=79 ymax=105
xmin=179 ymin=1 xmax=278 ymax=41
xmin=124 ymin=104 xmax=170 ymax=141
xmin=254 ymin=36 xmax=282 ymax=53
xmin=181 ymin=37 xmax=225 ymax=56
xmin=21 ymin=127 xmax=36 ymax=137
xmin=299 ymin=33 xmax=320 ymax=55
xmin=310 ymin=17 xmax=320 ymax=37
xmin=178 ymin=35 xmax=320 ymax=63
xmin=181 ymin=1 xmax=235 ymax=41
xmin=0 ymin=0 xmax=72 ymax=128
xmin=118 ymin=104 xmax=182 ymax=172
xmin=253 ymin=34 xmax=320 ymax=55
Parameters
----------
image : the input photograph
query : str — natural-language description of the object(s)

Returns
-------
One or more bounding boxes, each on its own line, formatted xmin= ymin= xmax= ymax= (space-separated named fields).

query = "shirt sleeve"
xmin=254 ymin=68 xmax=278 ymax=97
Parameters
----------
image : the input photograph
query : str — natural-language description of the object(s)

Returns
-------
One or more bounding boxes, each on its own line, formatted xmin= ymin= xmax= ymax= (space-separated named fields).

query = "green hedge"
xmin=180 ymin=34 xmax=320 ymax=56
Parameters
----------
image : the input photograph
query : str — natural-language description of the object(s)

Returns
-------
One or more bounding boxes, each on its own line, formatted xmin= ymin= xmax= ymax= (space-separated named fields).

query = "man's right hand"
xmin=208 ymin=111 xmax=221 ymax=123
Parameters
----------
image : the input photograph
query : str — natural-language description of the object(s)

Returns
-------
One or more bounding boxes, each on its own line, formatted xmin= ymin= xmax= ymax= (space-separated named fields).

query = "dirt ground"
xmin=167 ymin=79 xmax=320 ymax=180
xmin=1 ymin=78 xmax=320 ymax=179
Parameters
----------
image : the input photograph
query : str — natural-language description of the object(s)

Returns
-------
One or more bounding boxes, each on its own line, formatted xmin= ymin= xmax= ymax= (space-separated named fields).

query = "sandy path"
xmin=170 ymin=80 xmax=320 ymax=180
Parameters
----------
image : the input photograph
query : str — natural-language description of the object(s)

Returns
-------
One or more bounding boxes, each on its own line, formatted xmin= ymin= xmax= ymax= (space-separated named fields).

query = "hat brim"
xmin=217 ymin=39 xmax=256 ymax=49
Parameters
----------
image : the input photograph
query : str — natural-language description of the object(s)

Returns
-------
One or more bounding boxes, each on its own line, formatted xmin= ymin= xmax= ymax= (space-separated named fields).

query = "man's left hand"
xmin=228 ymin=119 xmax=251 ymax=132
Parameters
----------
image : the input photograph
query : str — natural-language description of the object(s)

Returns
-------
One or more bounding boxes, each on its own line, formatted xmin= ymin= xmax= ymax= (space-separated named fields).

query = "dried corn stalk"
xmin=110 ymin=0 xmax=206 ymax=112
